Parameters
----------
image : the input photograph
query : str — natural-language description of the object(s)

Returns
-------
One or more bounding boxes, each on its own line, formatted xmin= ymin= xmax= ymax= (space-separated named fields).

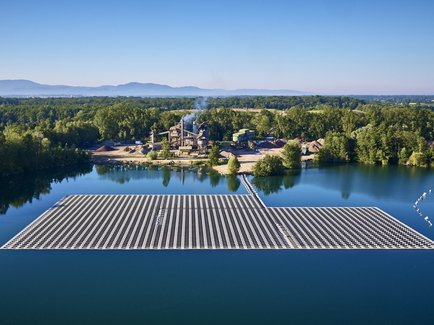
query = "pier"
xmin=2 ymin=193 xmax=433 ymax=250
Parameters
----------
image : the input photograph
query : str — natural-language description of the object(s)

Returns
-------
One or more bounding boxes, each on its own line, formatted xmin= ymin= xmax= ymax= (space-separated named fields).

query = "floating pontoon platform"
xmin=2 ymin=194 xmax=433 ymax=250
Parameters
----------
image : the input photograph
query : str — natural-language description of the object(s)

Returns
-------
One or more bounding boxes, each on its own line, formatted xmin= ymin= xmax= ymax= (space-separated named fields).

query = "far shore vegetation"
xmin=0 ymin=96 xmax=433 ymax=177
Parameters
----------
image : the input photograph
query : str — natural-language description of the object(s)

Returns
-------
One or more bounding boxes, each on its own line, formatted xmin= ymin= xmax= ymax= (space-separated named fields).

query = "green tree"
xmin=282 ymin=141 xmax=301 ymax=169
xmin=147 ymin=150 xmax=158 ymax=160
xmin=93 ymin=104 xmax=160 ymax=140
xmin=398 ymin=147 xmax=410 ymax=165
xmin=0 ymin=126 xmax=90 ymax=177
xmin=407 ymin=152 xmax=429 ymax=167
xmin=341 ymin=109 xmax=361 ymax=137
xmin=208 ymin=145 xmax=220 ymax=166
xmin=282 ymin=107 xmax=309 ymax=139
xmin=227 ymin=155 xmax=241 ymax=174
xmin=160 ymin=138 xmax=171 ymax=160
xmin=252 ymin=110 xmax=274 ymax=137
xmin=354 ymin=125 xmax=378 ymax=164
xmin=252 ymin=155 xmax=284 ymax=177
xmin=317 ymin=132 xmax=353 ymax=164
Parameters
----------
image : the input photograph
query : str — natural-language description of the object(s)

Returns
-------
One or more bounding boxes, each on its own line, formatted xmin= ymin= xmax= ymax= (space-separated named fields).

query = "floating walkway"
xmin=240 ymin=174 xmax=266 ymax=207
xmin=2 ymin=194 xmax=433 ymax=250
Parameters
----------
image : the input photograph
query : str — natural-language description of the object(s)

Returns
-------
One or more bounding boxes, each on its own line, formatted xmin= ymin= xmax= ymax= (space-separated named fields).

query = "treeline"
xmin=0 ymin=95 xmax=364 ymax=128
xmin=198 ymin=105 xmax=433 ymax=138
xmin=0 ymin=125 xmax=90 ymax=177
xmin=0 ymin=97 xmax=194 ymax=127
xmin=315 ymin=106 xmax=434 ymax=166
xmin=208 ymin=96 xmax=363 ymax=110
xmin=0 ymin=164 xmax=92 ymax=214
xmin=354 ymin=95 xmax=434 ymax=107
xmin=0 ymin=96 xmax=433 ymax=173
xmin=318 ymin=126 xmax=434 ymax=167
xmin=197 ymin=106 xmax=354 ymax=140
xmin=199 ymin=106 xmax=434 ymax=167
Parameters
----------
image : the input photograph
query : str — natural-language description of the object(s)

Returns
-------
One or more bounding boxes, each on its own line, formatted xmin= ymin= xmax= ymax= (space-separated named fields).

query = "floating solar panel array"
xmin=2 ymin=194 xmax=433 ymax=250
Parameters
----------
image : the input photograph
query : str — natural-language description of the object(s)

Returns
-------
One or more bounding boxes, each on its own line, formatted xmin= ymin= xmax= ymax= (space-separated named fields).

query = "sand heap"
xmin=95 ymin=145 xmax=116 ymax=152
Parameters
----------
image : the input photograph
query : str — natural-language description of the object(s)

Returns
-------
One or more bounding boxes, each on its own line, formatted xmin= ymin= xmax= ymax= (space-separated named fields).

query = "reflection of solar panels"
xmin=413 ymin=189 xmax=432 ymax=227
xmin=2 ymin=194 xmax=433 ymax=250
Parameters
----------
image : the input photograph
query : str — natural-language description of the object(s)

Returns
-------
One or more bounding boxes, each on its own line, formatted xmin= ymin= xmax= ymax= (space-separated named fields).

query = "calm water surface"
xmin=0 ymin=164 xmax=433 ymax=325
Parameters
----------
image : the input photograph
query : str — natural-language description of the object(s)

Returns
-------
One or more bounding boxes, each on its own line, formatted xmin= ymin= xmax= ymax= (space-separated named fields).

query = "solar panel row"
xmin=2 ymin=194 xmax=433 ymax=250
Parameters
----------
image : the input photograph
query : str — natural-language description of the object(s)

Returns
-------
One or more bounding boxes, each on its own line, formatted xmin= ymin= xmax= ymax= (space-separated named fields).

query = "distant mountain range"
xmin=0 ymin=80 xmax=308 ymax=97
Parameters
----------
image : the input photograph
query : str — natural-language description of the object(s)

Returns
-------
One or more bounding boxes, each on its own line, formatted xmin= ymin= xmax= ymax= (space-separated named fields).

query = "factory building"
xmin=149 ymin=119 xmax=209 ymax=154
xmin=232 ymin=129 xmax=256 ymax=148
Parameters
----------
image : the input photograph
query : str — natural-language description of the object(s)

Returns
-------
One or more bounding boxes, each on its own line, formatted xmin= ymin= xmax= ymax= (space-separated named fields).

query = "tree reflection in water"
xmin=0 ymin=163 xmax=92 ymax=215
xmin=209 ymin=170 xmax=221 ymax=187
xmin=252 ymin=170 xmax=301 ymax=195
xmin=162 ymin=166 xmax=171 ymax=187
xmin=227 ymin=175 xmax=241 ymax=192
xmin=95 ymin=164 xmax=236 ymax=191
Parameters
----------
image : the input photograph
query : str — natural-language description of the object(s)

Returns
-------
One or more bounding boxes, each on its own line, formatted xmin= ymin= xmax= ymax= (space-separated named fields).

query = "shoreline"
xmin=90 ymin=146 xmax=315 ymax=175
xmin=91 ymin=155 xmax=209 ymax=167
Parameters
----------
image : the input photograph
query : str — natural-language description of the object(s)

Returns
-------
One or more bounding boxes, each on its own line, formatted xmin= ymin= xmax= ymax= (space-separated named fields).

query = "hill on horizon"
xmin=0 ymin=80 xmax=308 ymax=97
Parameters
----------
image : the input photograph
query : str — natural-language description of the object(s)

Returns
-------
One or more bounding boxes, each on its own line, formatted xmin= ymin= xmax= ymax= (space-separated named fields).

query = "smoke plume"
xmin=182 ymin=97 xmax=209 ymax=126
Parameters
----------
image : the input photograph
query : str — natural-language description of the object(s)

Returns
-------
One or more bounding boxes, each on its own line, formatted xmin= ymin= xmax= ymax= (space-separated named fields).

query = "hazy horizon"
xmin=1 ymin=0 xmax=434 ymax=95
xmin=2 ymin=79 xmax=434 ymax=96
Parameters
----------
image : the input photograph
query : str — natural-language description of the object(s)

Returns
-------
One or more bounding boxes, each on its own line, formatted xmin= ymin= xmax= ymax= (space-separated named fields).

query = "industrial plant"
xmin=149 ymin=118 xmax=209 ymax=155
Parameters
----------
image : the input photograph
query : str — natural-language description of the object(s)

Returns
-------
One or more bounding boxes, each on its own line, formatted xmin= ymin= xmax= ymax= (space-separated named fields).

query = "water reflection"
xmin=312 ymin=164 xmax=434 ymax=201
xmin=94 ymin=164 xmax=240 ymax=192
xmin=252 ymin=164 xmax=434 ymax=201
xmin=227 ymin=176 xmax=241 ymax=193
xmin=209 ymin=171 xmax=221 ymax=187
xmin=0 ymin=164 xmax=92 ymax=215
xmin=251 ymin=170 xmax=301 ymax=195
xmin=162 ymin=167 xmax=171 ymax=187
xmin=3 ymin=163 xmax=427 ymax=215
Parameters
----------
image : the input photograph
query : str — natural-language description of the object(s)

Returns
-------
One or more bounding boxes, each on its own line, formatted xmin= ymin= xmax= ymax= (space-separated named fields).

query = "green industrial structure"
xmin=232 ymin=129 xmax=256 ymax=144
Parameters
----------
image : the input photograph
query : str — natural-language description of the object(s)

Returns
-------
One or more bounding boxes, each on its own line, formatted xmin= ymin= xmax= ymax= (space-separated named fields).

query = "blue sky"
xmin=1 ymin=0 xmax=433 ymax=94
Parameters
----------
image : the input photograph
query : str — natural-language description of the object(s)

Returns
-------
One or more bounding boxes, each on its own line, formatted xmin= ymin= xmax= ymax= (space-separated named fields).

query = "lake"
xmin=0 ymin=164 xmax=433 ymax=324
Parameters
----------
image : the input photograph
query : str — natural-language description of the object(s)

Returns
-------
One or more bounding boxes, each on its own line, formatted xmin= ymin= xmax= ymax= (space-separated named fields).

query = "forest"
xmin=0 ymin=96 xmax=433 ymax=177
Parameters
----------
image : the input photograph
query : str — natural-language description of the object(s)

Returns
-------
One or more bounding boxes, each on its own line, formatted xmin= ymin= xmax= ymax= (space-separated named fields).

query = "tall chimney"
xmin=193 ymin=121 xmax=198 ymax=134
xmin=180 ymin=118 xmax=184 ymax=146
